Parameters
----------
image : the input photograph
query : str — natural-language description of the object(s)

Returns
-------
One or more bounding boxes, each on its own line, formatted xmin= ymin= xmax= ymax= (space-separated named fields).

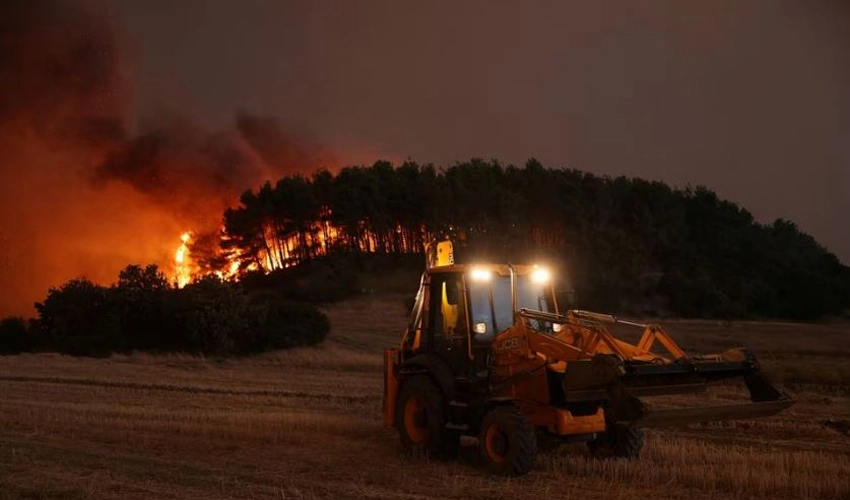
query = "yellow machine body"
xmin=383 ymin=241 xmax=793 ymax=474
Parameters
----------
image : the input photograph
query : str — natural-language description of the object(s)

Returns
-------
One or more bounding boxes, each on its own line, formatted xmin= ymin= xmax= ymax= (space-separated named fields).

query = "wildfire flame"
xmin=173 ymin=229 xmax=243 ymax=286
xmin=174 ymin=231 xmax=192 ymax=288
xmin=225 ymin=259 xmax=241 ymax=278
xmin=169 ymin=209 xmax=396 ymax=287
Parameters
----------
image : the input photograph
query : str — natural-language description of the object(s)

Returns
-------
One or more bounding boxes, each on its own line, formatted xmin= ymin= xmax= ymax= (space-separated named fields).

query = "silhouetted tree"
xmin=0 ymin=317 xmax=33 ymax=354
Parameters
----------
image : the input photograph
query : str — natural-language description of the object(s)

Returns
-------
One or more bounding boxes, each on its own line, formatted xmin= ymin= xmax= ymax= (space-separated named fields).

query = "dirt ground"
xmin=1 ymin=295 xmax=848 ymax=499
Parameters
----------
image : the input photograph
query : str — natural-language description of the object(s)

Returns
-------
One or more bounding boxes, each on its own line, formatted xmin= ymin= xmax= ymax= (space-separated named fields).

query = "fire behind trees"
xmin=0 ymin=0 xmax=336 ymax=318
xmin=208 ymin=158 xmax=850 ymax=320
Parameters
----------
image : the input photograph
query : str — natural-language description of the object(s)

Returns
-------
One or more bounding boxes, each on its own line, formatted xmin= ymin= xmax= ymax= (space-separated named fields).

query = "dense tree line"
xmin=217 ymin=159 xmax=850 ymax=320
xmin=0 ymin=265 xmax=329 ymax=356
xmin=3 ymin=158 xmax=846 ymax=358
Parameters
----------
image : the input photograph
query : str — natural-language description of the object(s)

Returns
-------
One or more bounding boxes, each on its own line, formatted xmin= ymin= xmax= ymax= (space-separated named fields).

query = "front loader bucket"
xmin=562 ymin=354 xmax=794 ymax=428
xmin=613 ymin=369 xmax=795 ymax=428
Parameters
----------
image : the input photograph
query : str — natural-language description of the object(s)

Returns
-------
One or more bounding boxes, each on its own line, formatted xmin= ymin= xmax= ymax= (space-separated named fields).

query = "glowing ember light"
xmin=174 ymin=231 xmax=193 ymax=288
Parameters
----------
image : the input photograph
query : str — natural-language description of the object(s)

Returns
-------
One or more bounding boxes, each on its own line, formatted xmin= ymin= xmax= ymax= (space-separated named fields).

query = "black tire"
xmin=478 ymin=405 xmax=537 ymax=476
xmin=586 ymin=423 xmax=645 ymax=459
xmin=395 ymin=375 xmax=457 ymax=458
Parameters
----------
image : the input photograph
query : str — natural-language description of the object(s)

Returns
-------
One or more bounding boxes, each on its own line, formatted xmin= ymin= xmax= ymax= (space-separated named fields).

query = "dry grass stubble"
xmin=0 ymin=296 xmax=848 ymax=499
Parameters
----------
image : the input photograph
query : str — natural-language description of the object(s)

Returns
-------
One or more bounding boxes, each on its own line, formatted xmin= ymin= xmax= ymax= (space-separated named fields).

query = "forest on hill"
xmin=3 ymin=158 xmax=848 ymax=356
xmin=217 ymin=159 xmax=850 ymax=320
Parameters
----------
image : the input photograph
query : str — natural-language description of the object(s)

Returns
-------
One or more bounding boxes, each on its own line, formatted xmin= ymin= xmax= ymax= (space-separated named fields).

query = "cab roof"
xmin=426 ymin=263 xmax=541 ymax=276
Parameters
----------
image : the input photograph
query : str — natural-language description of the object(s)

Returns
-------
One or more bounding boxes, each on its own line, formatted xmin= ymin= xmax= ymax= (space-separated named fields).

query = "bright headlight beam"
xmin=531 ymin=267 xmax=551 ymax=283
xmin=470 ymin=268 xmax=493 ymax=281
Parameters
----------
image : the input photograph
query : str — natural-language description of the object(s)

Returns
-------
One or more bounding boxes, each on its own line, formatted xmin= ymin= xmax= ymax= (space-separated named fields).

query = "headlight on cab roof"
xmin=531 ymin=266 xmax=551 ymax=283
xmin=469 ymin=268 xmax=493 ymax=281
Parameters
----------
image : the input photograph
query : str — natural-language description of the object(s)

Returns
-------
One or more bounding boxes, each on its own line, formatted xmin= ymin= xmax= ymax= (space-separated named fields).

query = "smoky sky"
xmin=0 ymin=0 xmax=331 ymax=317
xmin=1 ymin=1 xmax=848 ymax=317
xmin=112 ymin=0 xmax=850 ymax=263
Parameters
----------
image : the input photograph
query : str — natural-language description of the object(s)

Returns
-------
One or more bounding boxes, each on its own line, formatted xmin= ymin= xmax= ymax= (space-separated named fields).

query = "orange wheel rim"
xmin=403 ymin=396 xmax=428 ymax=443
xmin=484 ymin=423 xmax=508 ymax=463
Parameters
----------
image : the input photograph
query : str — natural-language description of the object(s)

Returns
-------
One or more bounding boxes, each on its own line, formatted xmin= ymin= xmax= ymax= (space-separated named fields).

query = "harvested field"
xmin=1 ymin=295 xmax=849 ymax=499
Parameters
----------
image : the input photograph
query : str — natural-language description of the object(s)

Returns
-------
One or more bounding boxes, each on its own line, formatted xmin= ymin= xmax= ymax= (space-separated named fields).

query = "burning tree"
xmin=209 ymin=162 xmax=441 ymax=277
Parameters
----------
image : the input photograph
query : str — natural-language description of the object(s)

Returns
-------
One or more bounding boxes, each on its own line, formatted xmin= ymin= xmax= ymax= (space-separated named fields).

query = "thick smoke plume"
xmin=0 ymin=0 xmax=334 ymax=317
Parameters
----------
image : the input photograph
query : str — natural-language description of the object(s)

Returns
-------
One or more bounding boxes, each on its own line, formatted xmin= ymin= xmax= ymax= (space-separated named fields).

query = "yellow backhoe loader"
xmin=383 ymin=241 xmax=793 ymax=475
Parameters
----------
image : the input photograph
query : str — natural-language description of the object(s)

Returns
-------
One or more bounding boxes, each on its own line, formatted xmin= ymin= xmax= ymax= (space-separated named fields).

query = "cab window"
xmin=428 ymin=273 xmax=466 ymax=344
xmin=468 ymin=275 xmax=512 ymax=340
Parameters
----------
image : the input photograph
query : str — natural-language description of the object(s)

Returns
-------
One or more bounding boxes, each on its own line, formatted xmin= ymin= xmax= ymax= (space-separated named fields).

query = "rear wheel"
xmin=587 ymin=423 xmax=645 ymax=458
xmin=395 ymin=376 xmax=456 ymax=458
xmin=479 ymin=405 xmax=537 ymax=475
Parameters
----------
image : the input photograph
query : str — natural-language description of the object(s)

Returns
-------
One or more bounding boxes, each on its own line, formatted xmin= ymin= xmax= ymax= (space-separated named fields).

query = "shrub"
xmin=27 ymin=265 xmax=332 ymax=357
xmin=176 ymin=275 xmax=250 ymax=354
xmin=33 ymin=278 xmax=122 ymax=356
xmin=112 ymin=264 xmax=177 ymax=350
xmin=249 ymin=293 xmax=330 ymax=351
xmin=0 ymin=316 xmax=33 ymax=354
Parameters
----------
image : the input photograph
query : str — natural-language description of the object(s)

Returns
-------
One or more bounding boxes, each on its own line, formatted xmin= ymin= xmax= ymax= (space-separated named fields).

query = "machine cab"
xmin=400 ymin=261 xmax=559 ymax=377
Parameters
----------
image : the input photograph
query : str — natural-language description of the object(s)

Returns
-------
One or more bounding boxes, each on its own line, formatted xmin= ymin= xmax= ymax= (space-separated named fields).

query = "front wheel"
xmin=586 ymin=423 xmax=645 ymax=459
xmin=479 ymin=405 xmax=537 ymax=475
xmin=395 ymin=376 xmax=456 ymax=458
